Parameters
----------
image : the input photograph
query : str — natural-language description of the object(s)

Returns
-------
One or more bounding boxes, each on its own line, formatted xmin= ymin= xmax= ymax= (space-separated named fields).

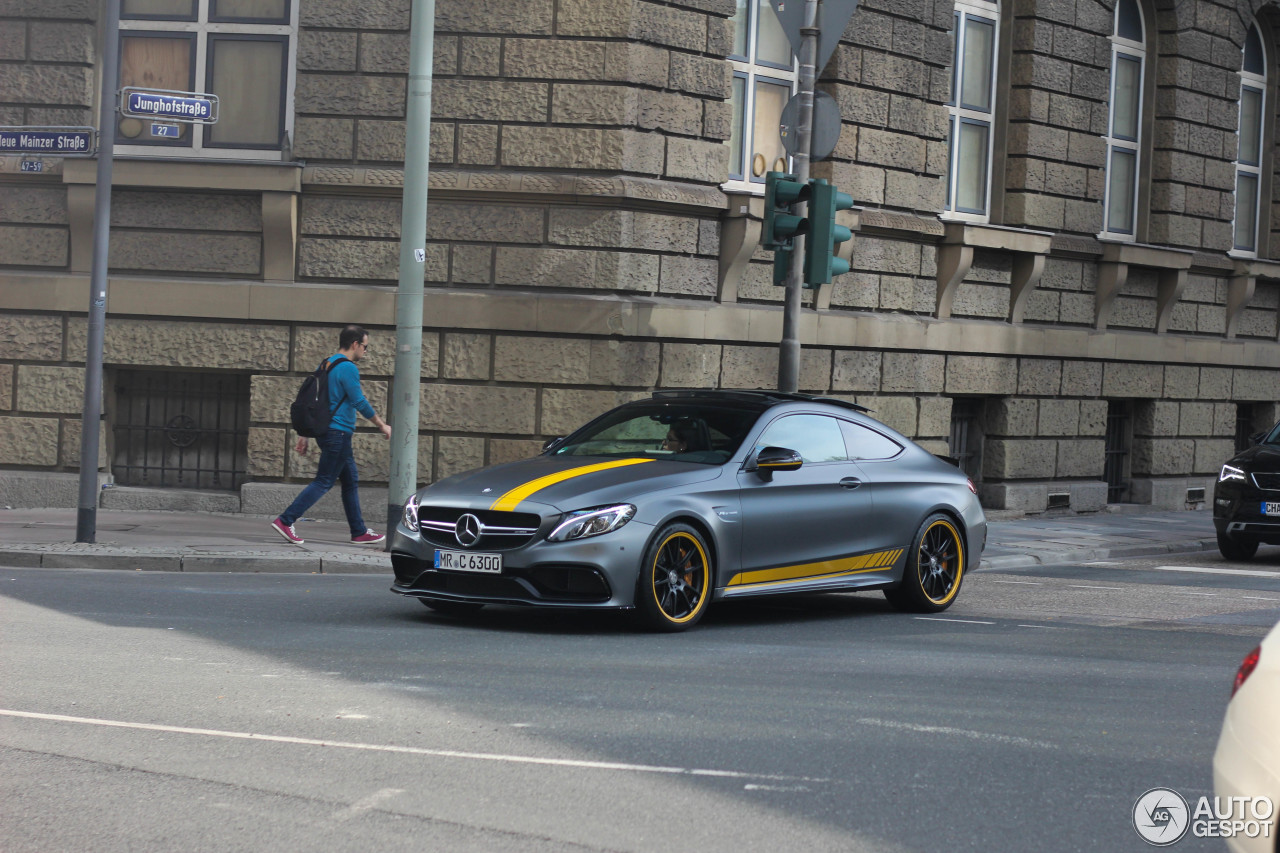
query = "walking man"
xmin=271 ymin=325 xmax=391 ymax=545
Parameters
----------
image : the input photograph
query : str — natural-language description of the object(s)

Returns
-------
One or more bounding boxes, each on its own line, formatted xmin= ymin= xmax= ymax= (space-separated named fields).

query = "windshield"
xmin=1263 ymin=422 xmax=1280 ymax=445
xmin=549 ymin=402 xmax=762 ymax=465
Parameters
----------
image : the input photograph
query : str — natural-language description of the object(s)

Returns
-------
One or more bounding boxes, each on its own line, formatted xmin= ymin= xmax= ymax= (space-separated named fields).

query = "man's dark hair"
xmin=339 ymin=325 xmax=368 ymax=350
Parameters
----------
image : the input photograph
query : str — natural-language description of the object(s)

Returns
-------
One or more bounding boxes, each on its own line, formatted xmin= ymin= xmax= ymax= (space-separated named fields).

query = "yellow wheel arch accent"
xmin=649 ymin=531 xmax=711 ymax=625
xmin=915 ymin=517 xmax=964 ymax=606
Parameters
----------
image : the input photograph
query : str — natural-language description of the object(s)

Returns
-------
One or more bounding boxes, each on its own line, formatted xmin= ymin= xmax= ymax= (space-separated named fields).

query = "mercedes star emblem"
xmin=455 ymin=513 xmax=483 ymax=547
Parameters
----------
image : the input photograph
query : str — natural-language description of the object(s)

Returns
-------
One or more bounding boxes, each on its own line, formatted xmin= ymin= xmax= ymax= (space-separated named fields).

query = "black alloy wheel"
xmin=885 ymin=513 xmax=966 ymax=613
xmin=635 ymin=523 xmax=713 ymax=632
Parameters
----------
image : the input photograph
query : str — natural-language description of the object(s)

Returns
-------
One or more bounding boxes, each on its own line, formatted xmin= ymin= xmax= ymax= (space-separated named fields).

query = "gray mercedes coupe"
xmin=390 ymin=390 xmax=986 ymax=631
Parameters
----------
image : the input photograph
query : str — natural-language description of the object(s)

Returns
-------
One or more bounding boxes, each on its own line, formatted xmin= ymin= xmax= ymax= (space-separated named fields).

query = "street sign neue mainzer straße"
xmin=0 ymin=127 xmax=96 ymax=156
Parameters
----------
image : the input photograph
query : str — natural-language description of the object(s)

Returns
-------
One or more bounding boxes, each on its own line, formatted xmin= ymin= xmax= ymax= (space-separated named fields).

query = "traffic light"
xmin=763 ymin=171 xmax=808 ymax=251
xmin=803 ymin=178 xmax=855 ymax=287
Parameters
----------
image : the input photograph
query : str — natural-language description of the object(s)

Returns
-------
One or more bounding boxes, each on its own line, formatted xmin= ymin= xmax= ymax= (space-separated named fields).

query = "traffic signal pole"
xmin=778 ymin=0 xmax=819 ymax=394
xmin=76 ymin=0 xmax=121 ymax=543
xmin=386 ymin=0 xmax=435 ymax=542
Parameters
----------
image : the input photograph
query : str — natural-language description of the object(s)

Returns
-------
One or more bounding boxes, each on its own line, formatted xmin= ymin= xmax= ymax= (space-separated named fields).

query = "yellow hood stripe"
xmin=490 ymin=458 xmax=653 ymax=511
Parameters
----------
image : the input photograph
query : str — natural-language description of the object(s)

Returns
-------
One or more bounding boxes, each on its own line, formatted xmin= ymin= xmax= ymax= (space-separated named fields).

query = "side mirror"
xmin=752 ymin=446 xmax=803 ymax=475
xmin=1251 ymin=432 xmax=1265 ymax=446
xmin=542 ymin=437 xmax=564 ymax=453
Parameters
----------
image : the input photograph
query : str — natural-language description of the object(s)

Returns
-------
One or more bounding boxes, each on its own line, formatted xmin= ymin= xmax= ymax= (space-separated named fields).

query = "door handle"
xmin=839 ymin=477 xmax=862 ymax=489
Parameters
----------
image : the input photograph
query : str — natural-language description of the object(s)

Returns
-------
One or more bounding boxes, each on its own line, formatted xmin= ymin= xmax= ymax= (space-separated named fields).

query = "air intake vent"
xmin=1186 ymin=487 xmax=1206 ymax=503
xmin=1047 ymin=492 xmax=1070 ymax=509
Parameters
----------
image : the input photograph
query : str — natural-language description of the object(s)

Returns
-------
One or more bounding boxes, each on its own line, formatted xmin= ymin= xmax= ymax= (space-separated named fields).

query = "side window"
xmin=839 ymin=421 xmax=902 ymax=461
xmin=1102 ymin=0 xmax=1146 ymax=238
xmin=725 ymin=0 xmax=796 ymax=188
xmin=756 ymin=414 xmax=848 ymax=463
xmin=1234 ymin=23 xmax=1268 ymax=255
xmin=117 ymin=0 xmax=296 ymax=160
xmin=943 ymin=1 xmax=999 ymax=220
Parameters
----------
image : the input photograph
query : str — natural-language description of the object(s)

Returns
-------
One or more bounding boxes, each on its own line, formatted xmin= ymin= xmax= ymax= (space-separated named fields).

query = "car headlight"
xmin=402 ymin=493 xmax=420 ymax=532
xmin=548 ymin=504 xmax=636 ymax=542
xmin=1220 ymin=464 xmax=1246 ymax=483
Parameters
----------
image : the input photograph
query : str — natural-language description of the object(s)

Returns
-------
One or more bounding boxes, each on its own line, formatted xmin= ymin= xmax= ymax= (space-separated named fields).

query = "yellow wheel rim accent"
xmin=650 ymin=532 xmax=710 ymax=624
xmin=916 ymin=519 xmax=963 ymax=605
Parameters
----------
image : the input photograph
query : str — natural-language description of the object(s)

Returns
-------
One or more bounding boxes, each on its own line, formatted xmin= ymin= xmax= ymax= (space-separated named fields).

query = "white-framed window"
xmin=1234 ymin=23 xmax=1267 ymax=255
xmin=943 ymin=0 xmax=998 ymax=221
xmin=1102 ymin=0 xmax=1145 ymax=238
xmin=725 ymin=0 xmax=797 ymax=191
xmin=115 ymin=0 xmax=297 ymax=161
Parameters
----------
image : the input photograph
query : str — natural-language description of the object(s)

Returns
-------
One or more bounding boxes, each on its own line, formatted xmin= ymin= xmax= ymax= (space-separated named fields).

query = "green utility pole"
xmin=386 ymin=0 xmax=435 ymax=543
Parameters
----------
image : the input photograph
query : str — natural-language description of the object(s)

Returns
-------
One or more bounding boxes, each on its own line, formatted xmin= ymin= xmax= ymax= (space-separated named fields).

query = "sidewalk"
xmin=0 ymin=506 xmax=1220 ymax=574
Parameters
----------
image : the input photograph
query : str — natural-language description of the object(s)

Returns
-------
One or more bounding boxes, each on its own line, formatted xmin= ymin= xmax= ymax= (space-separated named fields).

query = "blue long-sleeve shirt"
xmin=326 ymin=355 xmax=376 ymax=433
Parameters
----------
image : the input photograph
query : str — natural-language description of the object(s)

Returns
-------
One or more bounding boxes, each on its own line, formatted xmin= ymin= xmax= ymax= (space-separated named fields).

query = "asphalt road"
xmin=2 ymin=549 xmax=1278 ymax=853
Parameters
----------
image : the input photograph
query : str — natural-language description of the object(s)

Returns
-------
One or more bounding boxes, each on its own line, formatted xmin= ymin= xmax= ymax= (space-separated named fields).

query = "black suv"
xmin=1214 ymin=421 xmax=1280 ymax=560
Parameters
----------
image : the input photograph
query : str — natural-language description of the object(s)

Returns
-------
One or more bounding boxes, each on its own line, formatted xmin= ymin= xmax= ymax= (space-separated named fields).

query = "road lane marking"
xmin=855 ymin=718 xmax=1057 ymax=750
xmin=913 ymin=617 xmax=995 ymax=625
xmin=1017 ymin=624 xmax=1069 ymax=629
xmin=991 ymin=580 xmax=1041 ymax=585
xmin=1243 ymin=596 xmax=1280 ymax=602
xmin=1173 ymin=591 xmax=1217 ymax=596
xmin=1069 ymin=585 xmax=1123 ymax=591
xmin=1148 ymin=565 xmax=1280 ymax=579
xmin=0 ymin=709 xmax=827 ymax=784
xmin=332 ymin=788 xmax=405 ymax=823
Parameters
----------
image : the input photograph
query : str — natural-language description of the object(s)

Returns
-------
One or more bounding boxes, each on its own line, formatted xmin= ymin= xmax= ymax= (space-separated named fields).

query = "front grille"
xmin=416 ymin=506 xmax=542 ymax=550
xmin=1251 ymin=473 xmax=1280 ymax=491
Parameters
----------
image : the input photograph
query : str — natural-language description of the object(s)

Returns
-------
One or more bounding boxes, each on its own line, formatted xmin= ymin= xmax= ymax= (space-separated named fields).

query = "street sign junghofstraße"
xmin=0 ymin=126 xmax=97 ymax=156
xmin=121 ymin=87 xmax=219 ymax=124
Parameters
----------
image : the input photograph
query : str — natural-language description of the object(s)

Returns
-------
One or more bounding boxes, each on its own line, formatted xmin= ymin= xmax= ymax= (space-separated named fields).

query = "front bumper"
xmin=389 ymin=519 xmax=656 ymax=609
xmin=1214 ymin=483 xmax=1280 ymax=543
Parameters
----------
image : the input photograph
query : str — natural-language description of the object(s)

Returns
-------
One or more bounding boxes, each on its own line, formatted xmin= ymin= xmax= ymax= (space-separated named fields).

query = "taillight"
xmin=1232 ymin=646 xmax=1261 ymax=698
xmin=967 ymin=478 xmax=978 ymax=495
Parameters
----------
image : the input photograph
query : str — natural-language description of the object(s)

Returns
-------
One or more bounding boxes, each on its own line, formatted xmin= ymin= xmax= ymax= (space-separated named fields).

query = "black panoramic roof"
xmin=650 ymin=389 xmax=869 ymax=413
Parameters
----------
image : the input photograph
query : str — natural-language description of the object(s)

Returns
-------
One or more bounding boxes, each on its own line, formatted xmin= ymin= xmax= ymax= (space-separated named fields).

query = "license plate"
xmin=434 ymin=549 xmax=502 ymax=573
xmin=1263 ymin=502 xmax=1280 ymax=517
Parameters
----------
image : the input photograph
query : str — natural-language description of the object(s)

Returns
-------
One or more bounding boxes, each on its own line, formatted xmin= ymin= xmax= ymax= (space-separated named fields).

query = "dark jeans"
xmin=279 ymin=428 xmax=366 ymax=537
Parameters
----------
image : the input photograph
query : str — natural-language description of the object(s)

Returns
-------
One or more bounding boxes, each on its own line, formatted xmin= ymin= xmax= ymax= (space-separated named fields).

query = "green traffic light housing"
xmin=763 ymin=171 xmax=809 ymax=251
xmin=803 ymin=178 xmax=855 ymax=286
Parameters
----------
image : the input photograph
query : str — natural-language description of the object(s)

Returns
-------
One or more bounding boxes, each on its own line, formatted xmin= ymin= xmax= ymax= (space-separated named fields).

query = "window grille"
xmin=112 ymin=370 xmax=249 ymax=490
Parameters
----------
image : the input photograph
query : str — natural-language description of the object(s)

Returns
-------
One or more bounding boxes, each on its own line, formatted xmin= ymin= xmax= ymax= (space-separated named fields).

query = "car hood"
xmin=1231 ymin=444 xmax=1280 ymax=471
xmin=417 ymin=455 xmax=724 ymax=513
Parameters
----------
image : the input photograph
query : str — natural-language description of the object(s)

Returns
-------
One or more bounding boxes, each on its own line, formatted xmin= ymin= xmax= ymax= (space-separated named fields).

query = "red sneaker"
xmin=351 ymin=529 xmax=385 ymax=545
xmin=270 ymin=518 xmax=304 ymax=545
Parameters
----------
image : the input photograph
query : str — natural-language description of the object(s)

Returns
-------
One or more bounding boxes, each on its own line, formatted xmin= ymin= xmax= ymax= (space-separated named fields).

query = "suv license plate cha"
xmin=1264 ymin=502 xmax=1280 ymax=517
xmin=434 ymin=549 xmax=502 ymax=573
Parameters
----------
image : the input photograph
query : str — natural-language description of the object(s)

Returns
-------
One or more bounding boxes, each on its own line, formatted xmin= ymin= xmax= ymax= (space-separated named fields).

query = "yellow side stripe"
xmin=728 ymin=548 xmax=903 ymax=588
xmin=489 ymin=458 xmax=652 ymax=511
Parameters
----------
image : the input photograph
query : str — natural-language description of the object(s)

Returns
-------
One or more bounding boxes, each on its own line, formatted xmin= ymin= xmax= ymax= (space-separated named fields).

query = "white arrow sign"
xmin=768 ymin=0 xmax=859 ymax=72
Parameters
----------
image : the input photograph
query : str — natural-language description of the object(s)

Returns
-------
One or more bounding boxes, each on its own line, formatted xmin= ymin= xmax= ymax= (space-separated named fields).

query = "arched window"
xmin=943 ymin=0 xmax=999 ymax=220
xmin=1103 ymin=0 xmax=1145 ymax=238
xmin=725 ymin=0 xmax=797 ymax=189
xmin=1234 ymin=23 xmax=1268 ymax=255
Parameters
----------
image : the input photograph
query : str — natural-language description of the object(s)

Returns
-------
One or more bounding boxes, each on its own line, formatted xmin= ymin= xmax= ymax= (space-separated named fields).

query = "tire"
xmin=1217 ymin=531 xmax=1259 ymax=562
xmin=635 ymin=523 xmax=713 ymax=632
xmin=419 ymin=599 xmax=485 ymax=616
xmin=884 ymin=513 xmax=966 ymax=613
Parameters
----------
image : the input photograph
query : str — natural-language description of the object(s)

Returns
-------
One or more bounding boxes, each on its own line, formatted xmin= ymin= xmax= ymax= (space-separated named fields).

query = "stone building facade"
xmin=2 ymin=0 xmax=1279 ymax=516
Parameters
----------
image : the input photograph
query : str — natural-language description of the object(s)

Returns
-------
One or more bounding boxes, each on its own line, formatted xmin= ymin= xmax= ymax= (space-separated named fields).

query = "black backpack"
xmin=290 ymin=356 xmax=348 ymax=438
